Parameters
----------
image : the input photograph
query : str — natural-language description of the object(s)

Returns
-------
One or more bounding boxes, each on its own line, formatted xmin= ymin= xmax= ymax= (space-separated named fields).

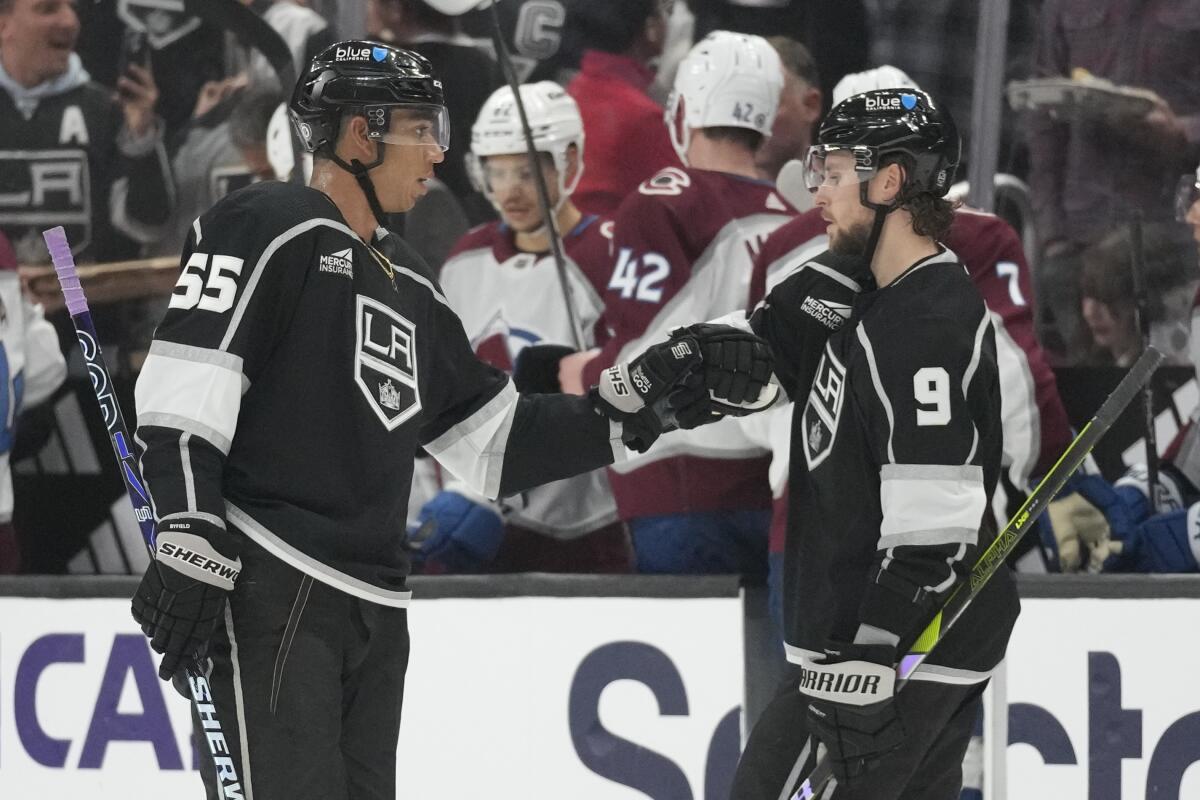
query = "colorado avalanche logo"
xmin=472 ymin=310 xmax=543 ymax=371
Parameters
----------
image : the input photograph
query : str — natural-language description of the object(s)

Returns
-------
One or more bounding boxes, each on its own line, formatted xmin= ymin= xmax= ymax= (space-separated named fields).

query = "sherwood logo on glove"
xmin=156 ymin=531 xmax=241 ymax=590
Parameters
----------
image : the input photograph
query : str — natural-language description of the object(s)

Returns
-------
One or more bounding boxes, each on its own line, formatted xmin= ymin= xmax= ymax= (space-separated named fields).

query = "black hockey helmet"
xmin=810 ymin=88 xmax=960 ymax=199
xmin=289 ymin=40 xmax=446 ymax=158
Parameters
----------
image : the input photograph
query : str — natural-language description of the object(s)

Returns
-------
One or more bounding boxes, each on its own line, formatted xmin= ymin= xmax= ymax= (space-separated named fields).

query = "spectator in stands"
xmin=565 ymin=0 xmax=681 ymax=215
xmin=74 ymin=1 xmax=227 ymax=136
xmin=864 ymin=0 xmax=1037 ymax=159
xmin=369 ymin=0 xmax=503 ymax=225
xmin=1078 ymin=223 xmax=1198 ymax=366
xmin=0 ymin=230 xmax=67 ymax=573
xmin=756 ymin=37 xmax=822 ymax=186
xmin=1080 ymin=178 xmax=1200 ymax=575
xmin=459 ymin=0 xmax=584 ymax=84
xmin=1028 ymin=0 xmax=1200 ymax=362
xmin=0 ymin=0 xmax=173 ymax=265
xmin=241 ymin=0 xmax=337 ymax=89
xmin=148 ymin=86 xmax=281 ymax=258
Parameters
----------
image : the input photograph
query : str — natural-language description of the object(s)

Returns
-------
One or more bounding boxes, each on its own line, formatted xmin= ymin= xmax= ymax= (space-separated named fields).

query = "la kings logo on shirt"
xmin=0 ymin=148 xmax=91 ymax=262
xmin=802 ymin=343 xmax=847 ymax=469
xmin=355 ymin=296 xmax=421 ymax=430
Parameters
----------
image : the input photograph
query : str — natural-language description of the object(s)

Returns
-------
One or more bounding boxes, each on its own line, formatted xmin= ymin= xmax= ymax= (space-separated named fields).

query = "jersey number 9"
xmin=914 ymin=366 xmax=951 ymax=426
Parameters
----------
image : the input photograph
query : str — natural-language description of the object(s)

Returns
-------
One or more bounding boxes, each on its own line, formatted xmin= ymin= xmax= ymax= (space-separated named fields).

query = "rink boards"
xmin=0 ymin=574 xmax=1197 ymax=799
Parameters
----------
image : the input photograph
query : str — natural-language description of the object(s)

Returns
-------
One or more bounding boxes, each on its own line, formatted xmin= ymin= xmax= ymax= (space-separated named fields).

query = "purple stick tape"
xmin=41 ymin=226 xmax=89 ymax=316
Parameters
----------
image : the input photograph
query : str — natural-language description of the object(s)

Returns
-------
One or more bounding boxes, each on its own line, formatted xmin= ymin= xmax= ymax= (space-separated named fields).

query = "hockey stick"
xmin=790 ymin=345 xmax=1163 ymax=800
xmin=485 ymin=1 xmax=589 ymax=351
xmin=42 ymin=227 xmax=244 ymax=799
xmin=1128 ymin=212 xmax=1161 ymax=514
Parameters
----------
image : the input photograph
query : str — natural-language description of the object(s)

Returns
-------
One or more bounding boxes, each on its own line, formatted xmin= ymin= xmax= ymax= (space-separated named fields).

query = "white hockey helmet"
xmin=665 ymin=31 xmax=785 ymax=166
xmin=832 ymin=65 xmax=920 ymax=106
xmin=467 ymin=80 xmax=585 ymax=201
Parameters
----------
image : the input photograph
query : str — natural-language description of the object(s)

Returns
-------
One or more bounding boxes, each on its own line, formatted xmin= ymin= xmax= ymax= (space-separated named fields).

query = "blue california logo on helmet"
xmin=372 ymin=46 xmax=388 ymax=62
xmin=901 ymin=93 xmax=918 ymax=110
xmin=335 ymin=44 xmax=373 ymax=60
xmin=864 ymin=93 xmax=903 ymax=111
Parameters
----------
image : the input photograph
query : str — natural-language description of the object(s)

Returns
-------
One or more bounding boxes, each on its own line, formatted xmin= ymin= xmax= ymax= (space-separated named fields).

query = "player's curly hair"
xmin=882 ymin=153 xmax=957 ymax=240
xmin=901 ymin=190 xmax=957 ymax=240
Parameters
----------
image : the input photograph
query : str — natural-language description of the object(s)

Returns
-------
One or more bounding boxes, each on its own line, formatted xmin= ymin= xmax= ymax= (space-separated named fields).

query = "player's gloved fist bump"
xmin=410 ymin=485 xmax=504 ymax=573
xmin=590 ymin=330 xmax=707 ymax=452
xmin=670 ymin=324 xmax=778 ymax=415
xmin=801 ymin=641 xmax=904 ymax=783
xmin=131 ymin=517 xmax=241 ymax=681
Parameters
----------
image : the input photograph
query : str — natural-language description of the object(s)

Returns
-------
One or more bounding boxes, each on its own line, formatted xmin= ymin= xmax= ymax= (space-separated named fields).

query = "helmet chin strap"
xmin=858 ymin=181 xmax=900 ymax=269
xmin=327 ymin=144 xmax=390 ymax=231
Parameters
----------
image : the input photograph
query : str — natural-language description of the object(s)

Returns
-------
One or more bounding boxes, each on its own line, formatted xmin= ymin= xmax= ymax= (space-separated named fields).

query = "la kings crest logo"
xmin=355 ymin=296 xmax=421 ymax=429
xmin=0 ymin=148 xmax=91 ymax=262
xmin=802 ymin=344 xmax=846 ymax=469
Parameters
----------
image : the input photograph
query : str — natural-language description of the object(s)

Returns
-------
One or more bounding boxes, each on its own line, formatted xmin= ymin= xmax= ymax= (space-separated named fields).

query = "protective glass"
xmin=1175 ymin=171 xmax=1200 ymax=222
xmin=803 ymin=144 xmax=878 ymax=192
xmin=373 ymin=105 xmax=450 ymax=151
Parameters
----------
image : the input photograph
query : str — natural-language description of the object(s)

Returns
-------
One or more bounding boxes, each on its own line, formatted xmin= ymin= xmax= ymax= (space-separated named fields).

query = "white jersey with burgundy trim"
xmin=134 ymin=182 xmax=622 ymax=606
xmin=440 ymin=216 xmax=618 ymax=538
xmin=778 ymin=248 xmax=1019 ymax=683
xmin=581 ymin=166 xmax=796 ymax=519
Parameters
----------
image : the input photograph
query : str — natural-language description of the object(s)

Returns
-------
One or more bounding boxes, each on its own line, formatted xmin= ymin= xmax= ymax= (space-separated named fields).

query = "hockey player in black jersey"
xmin=731 ymin=90 xmax=1019 ymax=800
xmin=128 ymin=40 xmax=772 ymax=800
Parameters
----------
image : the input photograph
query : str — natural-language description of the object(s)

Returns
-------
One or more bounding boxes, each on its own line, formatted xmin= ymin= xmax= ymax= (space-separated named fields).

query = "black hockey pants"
xmin=192 ymin=537 xmax=410 ymax=800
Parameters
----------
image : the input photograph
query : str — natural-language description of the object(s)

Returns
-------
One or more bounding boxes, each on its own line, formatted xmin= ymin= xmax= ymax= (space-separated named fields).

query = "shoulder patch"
xmin=639 ymin=167 xmax=691 ymax=197
xmin=800 ymin=295 xmax=851 ymax=330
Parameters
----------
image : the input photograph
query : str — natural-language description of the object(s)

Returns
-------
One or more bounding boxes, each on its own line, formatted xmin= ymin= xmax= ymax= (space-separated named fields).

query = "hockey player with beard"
xmin=730 ymin=89 xmax=1018 ymax=799
xmin=552 ymin=31 xmax=795 ymax=576
xmin=741 ymin=67 xmax=1075 ymax=633
xmin=0 ymin=0 xmax=172 ymax=264
xmin=414 ymin=81 xmax=630 ymax=573
xmin=128 ymin=41 xmax=771 ymax=799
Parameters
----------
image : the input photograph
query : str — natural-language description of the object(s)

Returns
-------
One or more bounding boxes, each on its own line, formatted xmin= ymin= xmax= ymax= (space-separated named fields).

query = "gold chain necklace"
xmin=365 ymin=243 xmax=397 ymax=289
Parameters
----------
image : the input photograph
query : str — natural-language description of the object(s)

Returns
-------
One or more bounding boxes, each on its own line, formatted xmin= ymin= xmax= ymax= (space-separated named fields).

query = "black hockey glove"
xmin=589 ymin=332 xmax=708 ymax=452
xmin=801 ymin=641 xmax=905 ymax=784
xmin=513 ymin=344 xmax=576 ymax=393
xmin=672 ymin=323 xmax=779 ymax=415
xmin=131 ymin=517 xmax=241 ymax=681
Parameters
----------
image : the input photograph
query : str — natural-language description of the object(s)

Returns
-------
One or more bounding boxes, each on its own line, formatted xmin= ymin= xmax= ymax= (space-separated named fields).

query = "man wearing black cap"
xmin=128 ymin=40 xmax=773 ymax=799
xmin=730 ymin=89 xmax=1019 ymax=800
